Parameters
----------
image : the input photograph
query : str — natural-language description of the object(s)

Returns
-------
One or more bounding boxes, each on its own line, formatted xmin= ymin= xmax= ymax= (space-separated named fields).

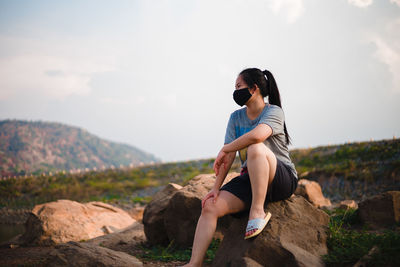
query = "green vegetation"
xmin=291 ymin=138 xmax=400 ymax=201
xmin=0 ymin=158 xmax=241 ymax=209
xmin=138 ymin=238 xmax=220 ymax=264
xmin=323 ymin=208 xmax=400 ymax=267
xmin=291 ymin=138 xmax=400 ymax=181
xmin=1 ymin=138 xmax=399 ymax=208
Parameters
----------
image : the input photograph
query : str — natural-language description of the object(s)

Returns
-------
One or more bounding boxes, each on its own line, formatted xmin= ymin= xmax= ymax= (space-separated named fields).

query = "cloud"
xmin=348 ymin=0 xmax=373 ymax=8
xmin=0 ymin=35 xmax=116 ymax=100
xmin=268 ymin=0 xmax=305 ymax=24
xmin=366 ymin=18 xmax=400 ymax=93
xmin=391 ymin=0 xmax=400 ymax=7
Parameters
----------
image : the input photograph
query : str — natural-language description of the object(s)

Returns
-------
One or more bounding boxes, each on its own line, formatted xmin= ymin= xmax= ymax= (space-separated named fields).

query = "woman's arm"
xmin=222 ymin=124 xmax=272 ymax=153
xmin=203 ymin=151 xmax=236 ymax=207
xmin=213 ymin=151 xmax=236 ymax=190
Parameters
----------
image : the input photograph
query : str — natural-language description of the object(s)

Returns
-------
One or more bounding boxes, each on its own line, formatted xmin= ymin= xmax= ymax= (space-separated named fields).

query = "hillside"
xmin=291 ymin=138 xmax=400 ymax=201
xmin=0 ymin=119 xmax=159 ymax=177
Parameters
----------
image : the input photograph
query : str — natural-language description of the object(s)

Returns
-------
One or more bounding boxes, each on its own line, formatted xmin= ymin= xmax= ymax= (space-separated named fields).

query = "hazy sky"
xmin=0 ymin=0 xmax=399 ymax=162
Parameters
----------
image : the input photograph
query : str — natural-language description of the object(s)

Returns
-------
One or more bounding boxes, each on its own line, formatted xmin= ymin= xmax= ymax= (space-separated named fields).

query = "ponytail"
xmin=239 ymin=68 xmax=292 ymax=145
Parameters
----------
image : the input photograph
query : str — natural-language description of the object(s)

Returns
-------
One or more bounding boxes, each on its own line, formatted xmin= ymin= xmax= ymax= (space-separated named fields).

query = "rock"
xmin=20 ymin=199 xmax=136 ymax=246
xmin=339 ymin=200 xmax=358 ymax=210
xmin=45 ymin=241 xmax=143 ymax=267
xmin=127 ymin=205 xmax=145 ymax=222
xmin=295 ymin=179 xmax=332 ymax=208
xmin=84 ymin=221 xmax=145 ymax=253
xmin=163 ymin=173 xmax=239 ymax=248
xmin=142 ymin=183 xmax=183 ymax=245
xmin=211 ymin=195 xmax=330 ymax=267
xmin=358 ymin=191 xmax=400 ymax=229
xmin=230 ymin=257 xmax=264 ymax=267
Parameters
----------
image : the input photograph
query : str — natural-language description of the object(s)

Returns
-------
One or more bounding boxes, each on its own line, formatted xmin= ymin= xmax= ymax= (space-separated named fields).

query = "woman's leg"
xmin=246 ymin=143 xmax=277 ymax=221
xmin=182 ymin=190 xmax=245 ymax=267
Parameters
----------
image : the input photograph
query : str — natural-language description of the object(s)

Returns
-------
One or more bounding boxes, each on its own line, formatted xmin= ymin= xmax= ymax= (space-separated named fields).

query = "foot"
xmin=244 ymin=212 xmax=271 ymax=239
xmin=248 ymin=207 xmax=266 ymax=221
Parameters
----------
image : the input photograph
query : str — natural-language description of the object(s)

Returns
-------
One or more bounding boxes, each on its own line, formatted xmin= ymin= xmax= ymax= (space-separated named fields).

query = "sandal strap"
xmin=246 ymin=218 xmax=266 ymax=231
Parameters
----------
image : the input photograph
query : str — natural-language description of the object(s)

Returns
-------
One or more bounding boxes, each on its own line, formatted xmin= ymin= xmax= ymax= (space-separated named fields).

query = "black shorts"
xmin=220 ymin=158 xmax=298 ymax=214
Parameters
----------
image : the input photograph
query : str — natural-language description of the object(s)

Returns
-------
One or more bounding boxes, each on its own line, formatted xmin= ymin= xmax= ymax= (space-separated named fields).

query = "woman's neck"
xmin=246 ymin=97 xmax=266 ymax=120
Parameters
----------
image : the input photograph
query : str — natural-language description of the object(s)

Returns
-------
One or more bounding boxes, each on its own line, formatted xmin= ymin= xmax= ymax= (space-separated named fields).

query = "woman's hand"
xmin=213 ymin=149 xmax=228 ymax=176
xmin=202 ymin=188 xmax=220 ymax=208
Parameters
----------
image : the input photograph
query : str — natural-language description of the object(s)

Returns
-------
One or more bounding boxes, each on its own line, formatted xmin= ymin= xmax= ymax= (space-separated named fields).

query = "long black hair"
xmin=239 ymin=68 xmax=291 ymax=145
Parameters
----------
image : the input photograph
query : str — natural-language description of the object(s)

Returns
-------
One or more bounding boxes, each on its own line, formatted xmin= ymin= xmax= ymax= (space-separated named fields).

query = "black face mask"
xmin=233 ymin=87 xmax=252 ymax=106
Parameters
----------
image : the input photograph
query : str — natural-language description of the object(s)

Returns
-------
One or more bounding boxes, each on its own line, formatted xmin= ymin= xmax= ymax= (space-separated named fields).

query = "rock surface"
xmin=211 ymin=195 xmax=330 ymax=267
xmin=358 ymin=191 xmax=400 ymax=229
xmin=339 ymin=199 xmax=358 ymax=210
xmin=164 ymin=173 xmax=238 ymax=248
xmin=84 ymin=221 xmax=145 ymax=253
xmin=20 ymin=199 xmax=136 ymax=246
xmin=143 ymin=173 xmax=239 ymax=247
xmin=295 ymin=179 xmax=332 ymax=208
xmin=143 ymin=183 xmax=183 ymax=245
xmin=127 ymin=205 xmax=145 ymax=222
xmin=45 ymin=240 xmax=143 ymax=267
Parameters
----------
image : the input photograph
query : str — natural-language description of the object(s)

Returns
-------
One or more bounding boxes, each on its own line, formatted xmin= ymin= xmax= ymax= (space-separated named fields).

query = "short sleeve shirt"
xmin=224 ymin=103 xmax=298 ymax=179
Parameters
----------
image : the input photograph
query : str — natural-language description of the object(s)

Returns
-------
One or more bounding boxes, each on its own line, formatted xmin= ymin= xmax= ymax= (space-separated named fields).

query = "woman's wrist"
xmin=212 ymin=184 xmax=221 ymax=191
xmin=221 ymin=144 xmax=230 ymax=153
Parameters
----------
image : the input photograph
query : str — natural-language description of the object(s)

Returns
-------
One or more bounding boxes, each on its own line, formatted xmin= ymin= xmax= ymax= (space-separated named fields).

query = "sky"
xmin=0 ymin=0 xmax=399 ymax=162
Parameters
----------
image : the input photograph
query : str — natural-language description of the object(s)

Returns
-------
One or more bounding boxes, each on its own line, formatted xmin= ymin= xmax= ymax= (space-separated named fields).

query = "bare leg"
xmin=182 ymin=190 xmax=245 ymax=267
xmin=246 ymin=143 xmax=277 ymax=221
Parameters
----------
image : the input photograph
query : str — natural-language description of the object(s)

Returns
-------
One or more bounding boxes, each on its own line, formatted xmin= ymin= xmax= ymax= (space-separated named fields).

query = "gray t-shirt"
xmin=224 ymin=103 xmax=298 ymax=179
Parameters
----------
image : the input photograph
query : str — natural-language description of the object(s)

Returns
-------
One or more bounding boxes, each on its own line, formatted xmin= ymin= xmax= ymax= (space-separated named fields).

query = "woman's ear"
xmin=250 ymin=84 xmax=260 ymax=95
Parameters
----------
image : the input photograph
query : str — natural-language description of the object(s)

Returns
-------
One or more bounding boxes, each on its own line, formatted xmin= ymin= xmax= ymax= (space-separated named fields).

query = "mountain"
xmin=0 ymin=119 xmax=160 ymax=177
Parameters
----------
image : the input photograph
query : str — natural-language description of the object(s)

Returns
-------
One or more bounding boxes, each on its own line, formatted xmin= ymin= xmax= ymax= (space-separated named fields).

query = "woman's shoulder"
xmin=265 ymin=104 xmax=284 ymax=114
xmin=266 ymin=103 xmax=283 ymax=110
xmin=230 ymin=107 xmax=247 ymax=118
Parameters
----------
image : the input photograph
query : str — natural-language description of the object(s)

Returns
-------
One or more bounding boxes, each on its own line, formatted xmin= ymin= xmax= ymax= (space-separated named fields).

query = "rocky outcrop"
xmin=295 ymin=179 xmax=332 ymax=208
xmin=45 ymin=241 xmax=143 ymax=267
xmin=142 ymin=183 xmax=183 ymax=245
xmin=127 ymin=205 xmax=145 ymax=222
xmin=339 ymin=199 xmax=358 ymax=210
xmin=358 ymin=191 xmax=400 ymax=229
xmin=20 ymin=199 xmax=136 ymax=246
xmin=211 ymin=195 xmax=330 ymax=267
xmin=84 ymin=220 xmax=145 ymax=253
xmin=1 ymin=221 xmax=146 ymax=266
xmin=143 ymin=173 xmax=239 ymax=247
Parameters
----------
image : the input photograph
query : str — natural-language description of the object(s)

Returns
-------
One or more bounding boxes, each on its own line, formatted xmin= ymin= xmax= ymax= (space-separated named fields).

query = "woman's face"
xmin=235 ymin=75 xmax=248 ymax=90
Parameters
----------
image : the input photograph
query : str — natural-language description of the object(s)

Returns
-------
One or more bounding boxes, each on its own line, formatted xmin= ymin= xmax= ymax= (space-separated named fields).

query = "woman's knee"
xmin=201 ymin=199 xmax=219 ymax=217
xmin=248 ymin=143 xmax=277 ymax=162
xmin=201 ymin=198 xmax=228 ymax=218
xmin=247 ymin=143 xmax=269 ymax=159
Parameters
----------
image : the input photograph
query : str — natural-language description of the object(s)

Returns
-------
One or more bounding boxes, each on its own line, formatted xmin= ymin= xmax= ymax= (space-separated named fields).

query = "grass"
xmin=0 ymin=158 xmax=242 ymax=209
xmin=138 ymin=238 xmax=221 ymax=264
xmin=291 ymin=138 xmax=400 ymax=182
xmin=323 ymin=207 xmax=400 ymax=267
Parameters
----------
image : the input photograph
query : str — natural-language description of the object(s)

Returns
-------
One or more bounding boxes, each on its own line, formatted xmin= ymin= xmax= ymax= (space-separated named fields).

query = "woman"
xmin=182 ymin=68 xmax=298 ymax=267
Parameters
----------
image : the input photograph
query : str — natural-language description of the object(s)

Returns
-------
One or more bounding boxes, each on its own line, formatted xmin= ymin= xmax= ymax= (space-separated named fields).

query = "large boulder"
xmin=295 ymin=179 xmax=331 ymax=208
xmin=358 ymin=191 xmax=400 ymax=229
xmin=164 ymin=173 xmax=239 ymax=248
xmin=143 ymin=173 xmax=239 ymax=247
xmin=45 ymin=241 xmax=143 ymax=267
xmin=20 ymin=199 xmax=136 ymax=246
xmin=211 ymin=195 xmax=330 ymax=267
xmin=142 ymin=183 xmax=183 ymax=245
